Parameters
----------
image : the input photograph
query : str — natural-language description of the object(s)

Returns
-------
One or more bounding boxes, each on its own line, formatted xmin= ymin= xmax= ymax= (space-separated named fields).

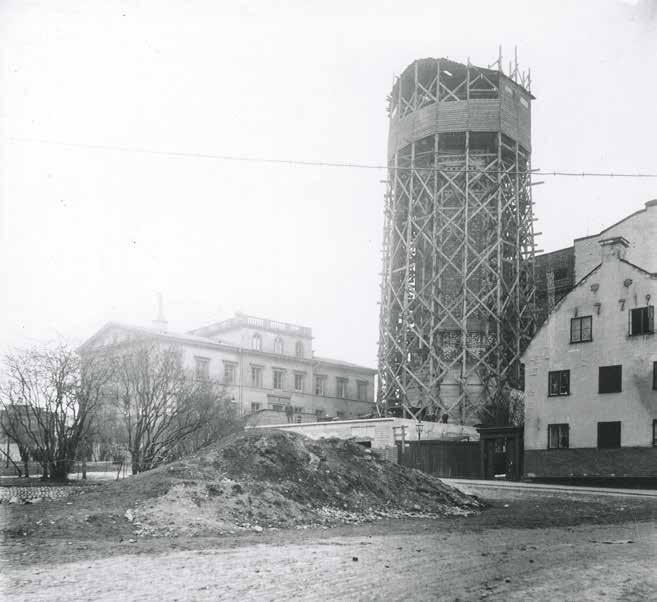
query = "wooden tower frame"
xmin=378 ymin=52 xmax=536 ymax=423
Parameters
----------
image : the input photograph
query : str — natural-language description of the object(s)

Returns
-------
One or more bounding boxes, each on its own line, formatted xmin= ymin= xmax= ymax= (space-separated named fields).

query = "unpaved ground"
xmin=3 ymin=485 xmax=657 ymax=601
xmin=2 ymin=520 xmax=656 ymax=601
xmin=0 ymin=430 xmax=480 ymax=543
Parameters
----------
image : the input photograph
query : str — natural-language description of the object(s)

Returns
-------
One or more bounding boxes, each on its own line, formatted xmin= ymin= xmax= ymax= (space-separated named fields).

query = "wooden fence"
xmin=397 ymin=440 xmax=481 ymax=479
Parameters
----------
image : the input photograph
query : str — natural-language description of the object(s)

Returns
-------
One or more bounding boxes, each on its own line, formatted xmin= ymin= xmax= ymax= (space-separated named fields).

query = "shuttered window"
xmin=630 ymin=306 xmax=654 ymax=336
xmin=597 ymin=421 xmax=621 ymax=449
xmin=599 ymin=365 xmax=622 ymax=394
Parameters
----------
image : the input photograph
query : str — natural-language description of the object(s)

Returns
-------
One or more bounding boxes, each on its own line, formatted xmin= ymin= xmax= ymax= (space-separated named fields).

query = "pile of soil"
xmin=118 ymin=429 xmax=482 ymax=536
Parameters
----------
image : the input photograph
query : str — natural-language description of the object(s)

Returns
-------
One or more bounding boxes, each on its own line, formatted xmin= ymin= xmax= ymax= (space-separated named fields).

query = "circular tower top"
xmin=387 ymin=57 xmax=533 ymax=160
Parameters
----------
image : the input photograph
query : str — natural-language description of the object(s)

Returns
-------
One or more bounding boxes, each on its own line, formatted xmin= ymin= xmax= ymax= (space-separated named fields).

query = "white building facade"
xmin=522 ymin=237 xmax=657 ymax=478
xmin=80 ymin=313 xmax=377 ymax=421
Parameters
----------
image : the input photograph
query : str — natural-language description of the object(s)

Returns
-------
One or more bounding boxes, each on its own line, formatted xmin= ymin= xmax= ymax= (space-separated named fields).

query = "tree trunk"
xmin=19 ymin=447 xmax=30 ymax=478
xmin=131 ymin=450 xmax=140 ymax=475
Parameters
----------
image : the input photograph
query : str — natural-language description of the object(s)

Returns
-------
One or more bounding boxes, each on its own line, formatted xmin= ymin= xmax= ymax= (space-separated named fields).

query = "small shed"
xmin=477 ymin=425 xmax=524 ymax=481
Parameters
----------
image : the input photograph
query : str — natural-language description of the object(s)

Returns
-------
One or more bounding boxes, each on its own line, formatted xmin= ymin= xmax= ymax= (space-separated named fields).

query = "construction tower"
xmin=378 ymin=52 xmax=536 ymax=424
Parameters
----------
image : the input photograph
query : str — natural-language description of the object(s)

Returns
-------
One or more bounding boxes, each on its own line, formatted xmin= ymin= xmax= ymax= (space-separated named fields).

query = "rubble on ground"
xmin=115 ymin=429 xmax=482 ymax=536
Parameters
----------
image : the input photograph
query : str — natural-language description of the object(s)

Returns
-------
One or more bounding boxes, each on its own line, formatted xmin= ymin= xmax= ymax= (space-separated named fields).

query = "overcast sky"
xmin=1 ymin=0 xmax=656 ymax=367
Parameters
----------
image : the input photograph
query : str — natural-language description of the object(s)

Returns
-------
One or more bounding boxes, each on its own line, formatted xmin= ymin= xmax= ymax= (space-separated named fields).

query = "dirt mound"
xmin=116 ymin=429 xmax=482 ymax=536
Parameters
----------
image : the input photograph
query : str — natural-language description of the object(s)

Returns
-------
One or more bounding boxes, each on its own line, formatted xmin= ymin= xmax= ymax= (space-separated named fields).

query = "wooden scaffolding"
xmin=378 ymin=52 xmax=536 ymax=424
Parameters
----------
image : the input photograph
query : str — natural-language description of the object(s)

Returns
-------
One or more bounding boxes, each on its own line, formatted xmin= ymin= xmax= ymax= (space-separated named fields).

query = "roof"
xmin=313 ymin=356 xmax=377 ymax=375
xmin=619 ymin=257 xmax=657 ymax=278
xmin=78 ymin=322 xmax=377 ymax=374
xmin=574 ymin=200 xmax=655 ymax=243
xmin=535 ymin=245 xmax=574 ymax=259
xmin=189 ymin=313 xmax=312 ymax=339
xmin=77 ymin=321 xmax=238 ymax=354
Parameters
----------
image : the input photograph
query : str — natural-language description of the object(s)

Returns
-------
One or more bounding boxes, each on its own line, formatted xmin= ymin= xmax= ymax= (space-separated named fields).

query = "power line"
xmin=8 ymin=136 xmax=657 ymax=179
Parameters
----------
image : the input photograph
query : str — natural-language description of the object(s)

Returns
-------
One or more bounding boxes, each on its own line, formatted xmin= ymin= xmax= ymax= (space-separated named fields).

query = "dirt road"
xmin=2 ymin=521 xmax=656 ymax=601
xmin=3 ymin=484 xmax=657 ymax=601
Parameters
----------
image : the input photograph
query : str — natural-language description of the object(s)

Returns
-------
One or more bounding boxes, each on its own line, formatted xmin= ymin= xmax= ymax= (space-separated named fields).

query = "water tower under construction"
xmin=378 ymin=53 xmax=536 ymax=424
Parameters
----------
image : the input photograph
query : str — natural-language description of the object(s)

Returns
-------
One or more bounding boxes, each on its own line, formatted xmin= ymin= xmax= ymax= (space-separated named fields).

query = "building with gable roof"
xmin=534 ymin=199 xmax=657 ymax=328
xmin=522 ymin=236 xmax=657 ymax=479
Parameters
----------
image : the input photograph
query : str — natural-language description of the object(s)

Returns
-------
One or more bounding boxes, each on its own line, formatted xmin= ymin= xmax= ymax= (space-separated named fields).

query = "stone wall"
xmin=525 ymin=447 xmax=657 ymax=478
xmin=0 ymin=485 xmax=80 ymax=503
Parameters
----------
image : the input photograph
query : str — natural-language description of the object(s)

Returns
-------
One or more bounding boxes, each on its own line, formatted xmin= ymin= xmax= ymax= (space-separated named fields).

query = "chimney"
xmin=599 ymin=236 xmax=629 ymax=263
xmin=152 ymin=292 xmax=168 ymax=332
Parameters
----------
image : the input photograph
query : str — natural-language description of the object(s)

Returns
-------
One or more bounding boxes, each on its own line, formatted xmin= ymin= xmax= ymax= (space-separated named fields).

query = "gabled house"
xmin=522 ymin=236 xmax=657 ymax=479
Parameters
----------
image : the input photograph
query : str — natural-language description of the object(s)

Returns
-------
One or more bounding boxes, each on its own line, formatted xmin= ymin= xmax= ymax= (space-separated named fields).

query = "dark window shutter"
xmin=599 ymin=365 xmax=622 ymax=393
xmin=597 ymin=421 xmax=621 ymax=448
xmin=631 ymin=308 xmax=640 ymax=335
xmin=649 ymin=305 xmax=654 ymax=333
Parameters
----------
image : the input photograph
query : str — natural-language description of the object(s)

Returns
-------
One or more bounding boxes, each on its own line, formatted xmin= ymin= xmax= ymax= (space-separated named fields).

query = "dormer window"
xmin=274 ymin=337 xmax=284 ymax=354
xmin=295 ymin=341 xmax=304 ymax=359
xmin=252 ymin=333 xmax=262 ymax=351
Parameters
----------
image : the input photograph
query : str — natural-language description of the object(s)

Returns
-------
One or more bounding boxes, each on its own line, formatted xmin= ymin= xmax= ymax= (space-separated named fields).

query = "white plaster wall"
xmin=523 ymin=254 xmax=657 ymax=450
xmin=259 ymin=418 xmax=397 ymax=448
xmin=574 ymin=200 xmax=657 ymax=280
xmin=254 ymin=417 xmax=479 ymax=448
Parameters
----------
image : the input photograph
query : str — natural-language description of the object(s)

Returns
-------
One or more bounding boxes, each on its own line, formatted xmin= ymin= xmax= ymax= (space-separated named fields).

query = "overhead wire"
xmin=8 ymin=136 xmax=657 ymax=178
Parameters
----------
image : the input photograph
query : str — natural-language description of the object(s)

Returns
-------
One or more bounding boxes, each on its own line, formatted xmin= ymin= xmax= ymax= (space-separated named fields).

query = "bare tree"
xmin=111 ymin=341 xmax=238 ymax=474
xmin=0 ymin=345 xmax=112 ymax=481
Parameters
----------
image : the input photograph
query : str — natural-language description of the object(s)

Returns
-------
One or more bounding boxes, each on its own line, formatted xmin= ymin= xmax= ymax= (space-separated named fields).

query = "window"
xmin=294 ymin=373 xmax=305 ymax=392
xmin=314 ymin=375 xmax=327 ymax=396
xmin=548 ymin=370 xmax=570 ymax=397
xmin=271 ymin=403 xmax=284 ymax=412
xmin=251 ymin=366 xmax=263 ymax=388
xmin=315 ymin=408 xmax=325 ymax=420
xmin=273 ymin=369 xmax=285 ymax=390
xmin=597 ymin=421 xmax=621 ymax=449
xmin=224 ymin=362 xmax=236 ymax=385
xmin=250 ymin=402 xmax=261 ymax=413
xmin=357 ymin=381 xmax=368 ymax=402
xmin=252 ymin=333 xmax=262 ymax=351
xmin=547 ymin=424 xmax=569 ymax=449
xmin=293 ymin=406 xmax=303 ymax=414
xmin=653 ymin=362 xmax=657 ymax=391
xmin=295 ymin=341 xmax=304 ymax=359
xmin=336 ymin=411 xmax=345 ymax=419
xmin=599 ymin=365 xmax=622 ymax=394
xmin=570 ymin=316 xmax=592 ymax=343
xmin=630 ymin=306 xmax=654 ymax=336
xmin=336 ymin=377 xmax=348 ymax=399
xmin=274 ymin=337 xmax=284 ymax=354
xmin=653 ymin=420 xmax=657 ymax=447
xmin=195 ymin=357 xmax=210 ymax=380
